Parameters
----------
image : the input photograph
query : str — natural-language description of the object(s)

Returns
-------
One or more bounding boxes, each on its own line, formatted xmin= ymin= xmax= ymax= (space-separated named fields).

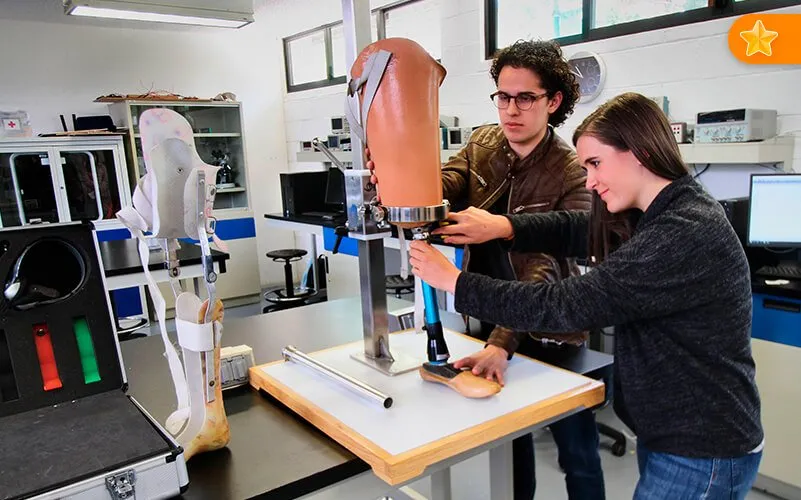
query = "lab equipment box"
xmin=0 ymin=222 xmax=187 ymax=500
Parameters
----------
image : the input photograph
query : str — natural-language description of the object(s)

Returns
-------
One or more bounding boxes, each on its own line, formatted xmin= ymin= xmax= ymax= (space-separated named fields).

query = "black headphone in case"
xmin=3 ymin=238 xmax=87 ymax=311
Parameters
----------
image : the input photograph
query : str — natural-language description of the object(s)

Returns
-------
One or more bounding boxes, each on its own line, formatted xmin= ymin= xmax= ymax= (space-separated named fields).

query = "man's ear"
xmin=548 ymin=91 xmax=563 ymax=114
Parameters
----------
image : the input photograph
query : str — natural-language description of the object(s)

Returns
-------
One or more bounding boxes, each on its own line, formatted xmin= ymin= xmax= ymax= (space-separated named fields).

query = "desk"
xmin=121 ymin=297 xmax=612 ymax=499
xmin=263 ymin=212 xmax=458 ymax=258
xmin=264 ymin=212 xmax=460 ymax=308
xmin=99 ymin=239 xmax=230 ymax=335
xmin=99 ymin=239 xmax=229 ymax=291
xmin=749 ymin=275 xmax=801 ymax=497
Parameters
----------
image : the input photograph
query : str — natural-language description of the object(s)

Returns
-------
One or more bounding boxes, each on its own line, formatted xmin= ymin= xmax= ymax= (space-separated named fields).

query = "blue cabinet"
xmin=752 ymin=293 xmax=801 ymax=348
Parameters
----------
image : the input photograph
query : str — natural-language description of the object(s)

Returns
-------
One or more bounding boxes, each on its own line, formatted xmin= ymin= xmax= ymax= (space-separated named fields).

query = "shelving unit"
xmin=105 ymin=99 xmax=260 ymax=310
xmin=298 ymin=139 xmax=796 ymax=171
xmin=678 ymin=136 xmax=795 ymax=169
xmin=107 ymin=100 xmax=250 ymax=212
xmin=297 ymin=149 xmax=458 ymax=164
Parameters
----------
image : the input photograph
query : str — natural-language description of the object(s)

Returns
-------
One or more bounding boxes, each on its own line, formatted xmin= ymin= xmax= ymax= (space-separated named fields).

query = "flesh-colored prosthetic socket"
xmin=347 ymin=39 xmax=500 ymax=398
xmin=348 ymin=38 xmax=445 ymax=221
xmin=116 ymin=108 xmax=230 ymax=460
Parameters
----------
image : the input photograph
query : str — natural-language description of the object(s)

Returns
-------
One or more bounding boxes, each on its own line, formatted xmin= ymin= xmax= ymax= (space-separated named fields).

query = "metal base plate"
xmin=350 ymin=349 xmax=422 ymax=376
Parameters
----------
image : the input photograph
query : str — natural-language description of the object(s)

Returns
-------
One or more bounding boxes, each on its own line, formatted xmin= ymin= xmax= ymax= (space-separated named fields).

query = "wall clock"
xmin=568 ymin=51 xmax=606 ymax=104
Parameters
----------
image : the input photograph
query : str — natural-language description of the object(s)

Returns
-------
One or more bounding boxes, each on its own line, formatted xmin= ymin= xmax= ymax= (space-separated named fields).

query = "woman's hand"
xmin=432 ymin=207 xmax=514 ymax=245
xmin=409 ymin=240 xmax=461 ymax=294
xmin=452 ymin=345 xmax=509 ymax=385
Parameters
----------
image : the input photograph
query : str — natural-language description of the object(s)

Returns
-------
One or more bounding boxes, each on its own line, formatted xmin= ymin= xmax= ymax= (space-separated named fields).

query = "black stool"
xmin=385 ymin=274 xmax=414 ymax=298
xmin=263 ymin=249 xmax=317 ymax=314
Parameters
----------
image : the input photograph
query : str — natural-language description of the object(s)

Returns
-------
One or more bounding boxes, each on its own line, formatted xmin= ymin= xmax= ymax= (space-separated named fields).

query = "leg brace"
xmin=116 ymin=108 xmax=230 ymax=460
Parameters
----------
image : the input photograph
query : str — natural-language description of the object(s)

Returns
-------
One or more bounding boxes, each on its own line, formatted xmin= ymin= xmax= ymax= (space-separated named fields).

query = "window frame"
xmin=283 ymin=21 xmax=346 ymax=93
xmin=484 ymin=0 xmax=801 ymax=59
xmin=283 ymin=0 xmax=434 ymax=93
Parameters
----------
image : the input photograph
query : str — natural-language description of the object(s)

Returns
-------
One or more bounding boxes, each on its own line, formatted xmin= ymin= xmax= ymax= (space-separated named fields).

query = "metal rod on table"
xmin=282 ymin=345 xmax=393 ymax=409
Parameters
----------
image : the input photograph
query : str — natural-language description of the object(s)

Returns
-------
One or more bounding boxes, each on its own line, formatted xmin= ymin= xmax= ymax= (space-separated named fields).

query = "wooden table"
xmin=121 ymin=297 xmax=613 ymax=499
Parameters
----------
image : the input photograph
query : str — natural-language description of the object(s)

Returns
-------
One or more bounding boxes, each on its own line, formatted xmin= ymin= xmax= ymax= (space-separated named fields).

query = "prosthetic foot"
xmin=419 ymin=363 xmax=501 ymax=399
xmin=416 ymin=275 xmax=500 ymax=398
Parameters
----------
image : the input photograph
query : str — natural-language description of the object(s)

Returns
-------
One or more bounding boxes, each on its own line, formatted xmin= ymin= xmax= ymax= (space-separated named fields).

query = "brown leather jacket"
xmin=441 ymin=124 xmax=592 ymax=352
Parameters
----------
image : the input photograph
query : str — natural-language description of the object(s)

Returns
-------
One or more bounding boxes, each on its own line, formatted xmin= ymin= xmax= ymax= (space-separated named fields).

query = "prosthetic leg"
xmin=116 ymin=108 xmax=229 ymax=460
xmin=347 ymin=38 xmax=500 ymax=398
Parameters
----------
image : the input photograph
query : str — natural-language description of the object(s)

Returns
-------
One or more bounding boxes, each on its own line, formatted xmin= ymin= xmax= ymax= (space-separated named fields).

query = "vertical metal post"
xmin=358 ymin=239 xmax=388 ymax=358
xmin=341 ymin=0 xmax=370 ymax=174
xmin=341 ymin=0 xmax=421 ymax=376
xmin=489 ymin=441 xmax=514 ymax=500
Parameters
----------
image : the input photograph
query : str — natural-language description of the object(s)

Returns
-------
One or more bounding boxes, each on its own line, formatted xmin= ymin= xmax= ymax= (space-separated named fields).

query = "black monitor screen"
xmin=748 ymin=173 xmax=801 ymax=247
xmin=324 ymin=167 xmax=345 ymax=210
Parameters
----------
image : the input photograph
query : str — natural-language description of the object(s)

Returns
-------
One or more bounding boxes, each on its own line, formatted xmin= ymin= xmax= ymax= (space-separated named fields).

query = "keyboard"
xmin=756 ymin=264 xmax=801 ymax=280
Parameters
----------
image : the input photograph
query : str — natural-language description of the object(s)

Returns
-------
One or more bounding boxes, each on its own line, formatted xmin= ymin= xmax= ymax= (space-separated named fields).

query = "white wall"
xmin=0 ymin=0 xmax=294 ymax=286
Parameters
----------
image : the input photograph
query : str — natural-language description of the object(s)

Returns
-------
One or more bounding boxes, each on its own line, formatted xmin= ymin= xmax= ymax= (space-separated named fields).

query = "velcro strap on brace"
xmin=175 ymin=319 xmax=215 ymax=352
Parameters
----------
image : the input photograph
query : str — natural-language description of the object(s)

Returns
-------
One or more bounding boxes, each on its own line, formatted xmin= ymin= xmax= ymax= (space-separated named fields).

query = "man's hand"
xmin=431 ymin=207 xmax=513 ymax=245
xmin=453 ymin=345 xmax=509 ymax=385
xmin=409 ymin=240 xmax=461 ymax=294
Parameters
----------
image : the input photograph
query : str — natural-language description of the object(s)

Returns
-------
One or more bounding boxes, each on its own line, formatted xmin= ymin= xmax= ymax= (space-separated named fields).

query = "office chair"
xmin=385 ymin=274 xmax=414 ymax=298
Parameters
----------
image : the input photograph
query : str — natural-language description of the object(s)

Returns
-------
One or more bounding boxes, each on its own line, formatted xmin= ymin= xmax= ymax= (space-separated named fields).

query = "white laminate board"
xmin=259 ymin=331 xmax=596 ymax=456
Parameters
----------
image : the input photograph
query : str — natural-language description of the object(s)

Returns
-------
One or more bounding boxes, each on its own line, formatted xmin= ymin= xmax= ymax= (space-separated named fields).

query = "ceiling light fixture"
xmin=63 ymin=0 xmax=254 ymax=29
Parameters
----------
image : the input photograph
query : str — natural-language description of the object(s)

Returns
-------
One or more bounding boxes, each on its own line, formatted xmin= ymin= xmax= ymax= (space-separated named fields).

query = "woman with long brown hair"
xmin=409 ymin=92 xmax=763 ymax=499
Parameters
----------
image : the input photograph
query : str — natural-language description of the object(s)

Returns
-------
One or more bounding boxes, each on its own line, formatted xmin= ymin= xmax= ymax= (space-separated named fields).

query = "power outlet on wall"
xmin=671 ymin=122 xmax=689 ymax=143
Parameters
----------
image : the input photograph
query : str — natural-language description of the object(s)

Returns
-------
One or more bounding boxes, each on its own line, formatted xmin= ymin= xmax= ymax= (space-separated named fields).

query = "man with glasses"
xmin=440 ymin=40 xmax=602 ymax=500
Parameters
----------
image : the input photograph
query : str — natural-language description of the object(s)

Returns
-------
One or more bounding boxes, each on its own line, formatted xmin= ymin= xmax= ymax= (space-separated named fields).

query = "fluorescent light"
xmin=68 ymin=5 xmax=248 ymax=28
xmin=64 ymin=1 xmax=254 ymax=29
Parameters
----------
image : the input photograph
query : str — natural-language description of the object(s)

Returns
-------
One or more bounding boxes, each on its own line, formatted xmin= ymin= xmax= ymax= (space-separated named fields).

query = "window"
xmin=485 ymin=0 xmax=801 ymax=58
xmin=286 ymin=30 xmax=329 ymax=86
xmin=496 ymin=1 xmax=582 ymax=49
xmin=283 ymin=23 xmax=346 ymax=93
xmin=384 ymin=0 xmax=442 ymax=60
xmin=285 ymin=0 xmax=441 ymax=93
xmin=593 ymin=0 xmax=707 ymax=29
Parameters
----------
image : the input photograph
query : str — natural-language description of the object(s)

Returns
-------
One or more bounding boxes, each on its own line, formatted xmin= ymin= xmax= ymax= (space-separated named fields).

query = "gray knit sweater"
xmin=454 ymin=175 xmax=763 ymax=457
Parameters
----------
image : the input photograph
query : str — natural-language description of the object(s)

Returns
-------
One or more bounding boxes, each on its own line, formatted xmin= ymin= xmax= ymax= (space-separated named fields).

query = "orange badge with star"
xmin=729 ymin=14 xmax=801 ymax=64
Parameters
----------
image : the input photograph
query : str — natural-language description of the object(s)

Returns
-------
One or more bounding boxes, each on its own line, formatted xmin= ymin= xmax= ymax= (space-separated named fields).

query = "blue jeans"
xmin=635 ymin=442 xmax=762 ymax=499
xmin=473 ymin=323 xmax=605 ymax=499
xmin=514 ymin=409 xmax=606 ymax=500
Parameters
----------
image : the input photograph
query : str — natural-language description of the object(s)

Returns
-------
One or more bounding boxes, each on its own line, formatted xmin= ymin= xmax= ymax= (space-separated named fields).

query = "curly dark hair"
xmin=490 ymin=40 xmax=580 ymax=128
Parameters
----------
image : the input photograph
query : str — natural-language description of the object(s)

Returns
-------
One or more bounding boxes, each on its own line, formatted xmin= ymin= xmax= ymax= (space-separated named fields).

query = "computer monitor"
xmin=324 ymin=167 xmax=345 ymax=212
xmin=747 ymin=173 xmax=801 ymax=248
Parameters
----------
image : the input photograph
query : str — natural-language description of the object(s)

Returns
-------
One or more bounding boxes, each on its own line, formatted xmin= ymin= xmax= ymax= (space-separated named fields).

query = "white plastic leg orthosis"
xmin=116 ymin=108 xmax=230 ymax=461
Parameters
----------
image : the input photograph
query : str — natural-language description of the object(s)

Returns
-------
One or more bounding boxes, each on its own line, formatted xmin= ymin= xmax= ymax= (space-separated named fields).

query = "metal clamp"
xmin=386 ymin=201 xmax=450 ymax=225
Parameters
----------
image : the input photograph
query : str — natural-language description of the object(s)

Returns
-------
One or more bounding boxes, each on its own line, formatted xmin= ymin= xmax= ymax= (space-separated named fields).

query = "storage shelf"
xmin=297 ymin=139 xmax=795 ymax=169
xmin=133 ymin=132 xmax=241 ymax=138
xmin=297 ymin=150 xmax=457 ymax=164
xmin=678 ymin=136 xmax=794 ymax=168
xmin=216 ymin=186 xmax=246 ymax=193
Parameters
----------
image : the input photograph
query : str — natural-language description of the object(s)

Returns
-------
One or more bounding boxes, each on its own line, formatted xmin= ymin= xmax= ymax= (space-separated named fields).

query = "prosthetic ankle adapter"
xmin=116 ymin=108 xmax=229 ymax=460
xmin=347 ymin=38 xmax=499 ymax=398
